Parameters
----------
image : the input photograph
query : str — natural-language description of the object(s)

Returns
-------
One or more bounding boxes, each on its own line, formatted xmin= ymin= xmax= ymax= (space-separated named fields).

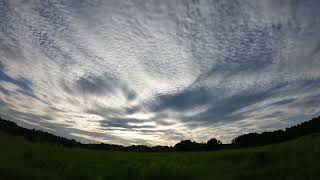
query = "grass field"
xmin=0 ymin=132 xmax=319 ymax=180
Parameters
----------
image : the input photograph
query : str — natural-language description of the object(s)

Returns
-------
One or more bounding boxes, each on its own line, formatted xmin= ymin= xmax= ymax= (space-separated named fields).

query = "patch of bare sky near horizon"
xmin=0 ymin=0 xmax=319 ymax=146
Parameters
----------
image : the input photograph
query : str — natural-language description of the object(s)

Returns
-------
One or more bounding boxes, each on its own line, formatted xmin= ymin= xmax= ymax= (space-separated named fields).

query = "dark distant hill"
xmin=232 ymin=116 xmax=320 ymax=147
xmin=0 ymin=116 xmax=319 ymax=151
xmin=0 ymin=118 xmax=130 ymax=151
xmin=0 ymin=118 xmax=79 ymax=146
xmin=0 ymin=118 xmax=168 ymax=152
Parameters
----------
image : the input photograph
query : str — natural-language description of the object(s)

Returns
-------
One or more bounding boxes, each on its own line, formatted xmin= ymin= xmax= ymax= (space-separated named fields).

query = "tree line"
xmin=0 ymin=116 xmax=319 ymax=152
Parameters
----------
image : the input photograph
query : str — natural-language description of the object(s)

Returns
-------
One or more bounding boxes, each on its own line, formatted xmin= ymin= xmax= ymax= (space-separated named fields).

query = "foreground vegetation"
xmin=0 ymin=131 xmax=319 ymax=180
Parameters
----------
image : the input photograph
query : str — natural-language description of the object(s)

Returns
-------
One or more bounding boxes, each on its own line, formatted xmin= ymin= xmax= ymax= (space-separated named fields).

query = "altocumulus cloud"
xmin=0 ymin=0 xmax=320 ymax=146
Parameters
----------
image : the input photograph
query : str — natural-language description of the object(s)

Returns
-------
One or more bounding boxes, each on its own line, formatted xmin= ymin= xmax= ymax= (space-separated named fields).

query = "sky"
xmin=0 ymin=0 xmax=320 ymax=146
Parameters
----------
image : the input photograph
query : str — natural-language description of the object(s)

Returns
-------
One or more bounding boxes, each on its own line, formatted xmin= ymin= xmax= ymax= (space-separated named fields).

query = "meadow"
xmin=0 ymin=131 xmax=319 ymax=180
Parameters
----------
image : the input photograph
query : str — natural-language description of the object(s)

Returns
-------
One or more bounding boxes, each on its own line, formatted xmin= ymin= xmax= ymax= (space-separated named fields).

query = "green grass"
xmin=0 ymin=132 xmax=319 ymax=180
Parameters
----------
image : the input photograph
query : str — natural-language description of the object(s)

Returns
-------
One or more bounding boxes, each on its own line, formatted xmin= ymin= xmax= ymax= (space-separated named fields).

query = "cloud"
xmin=0 ymin=0 xmax=319 ymax=145
xmin=63 ymin=73 xmax=137 ymax=101
xmin=149 ymin=86 xmax=212 ymax=112
xmin=0 ymin=64 xmax=34 ymax=96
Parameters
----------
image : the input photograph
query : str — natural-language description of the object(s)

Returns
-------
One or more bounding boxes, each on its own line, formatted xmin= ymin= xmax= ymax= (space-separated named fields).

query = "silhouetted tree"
xmin=206 ymin=138 xmax=222 ymax=150
xmin=174 ymin=140 xmax=205 ymax=151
